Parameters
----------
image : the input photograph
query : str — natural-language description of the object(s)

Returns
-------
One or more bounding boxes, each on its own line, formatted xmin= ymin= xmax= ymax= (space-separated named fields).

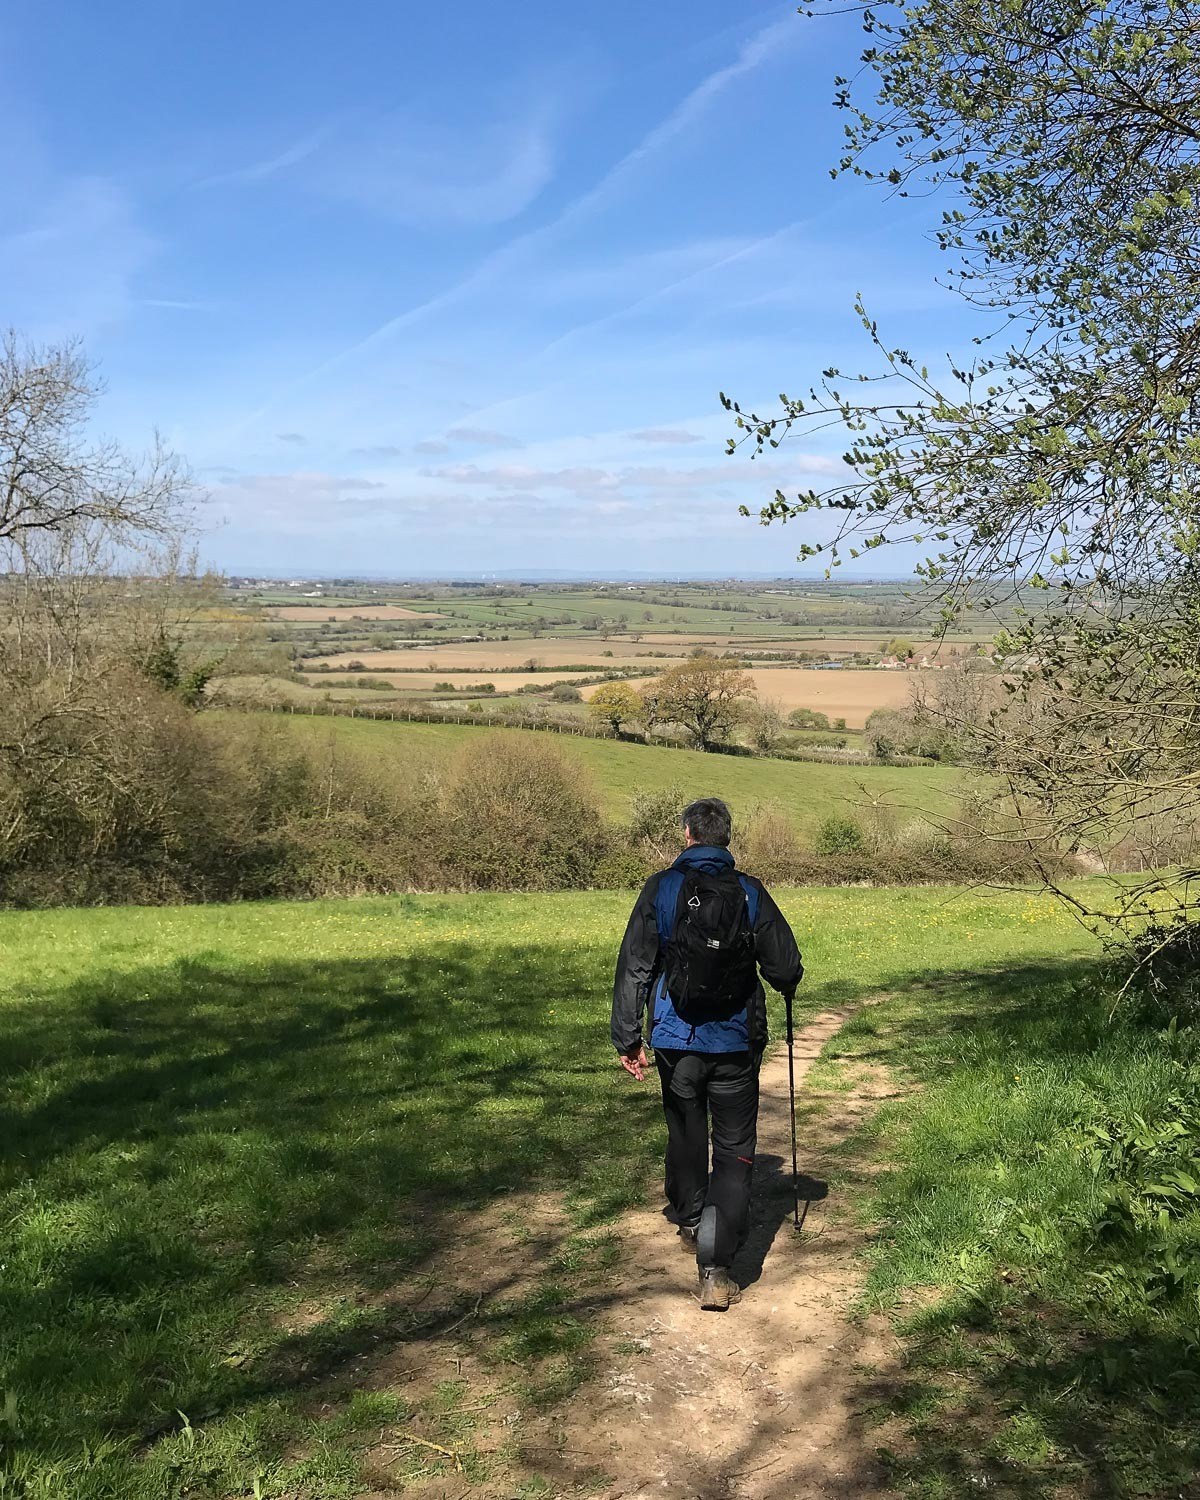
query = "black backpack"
xmin=662 ymin=867 xmax=758 ymax=1025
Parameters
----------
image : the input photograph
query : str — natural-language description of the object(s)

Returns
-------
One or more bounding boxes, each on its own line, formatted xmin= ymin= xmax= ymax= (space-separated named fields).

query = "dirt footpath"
xmin=356 ymin=1007 xmax=906 ymax=1500
xmin=514 ymin=1006 xmax=906 ymax=1500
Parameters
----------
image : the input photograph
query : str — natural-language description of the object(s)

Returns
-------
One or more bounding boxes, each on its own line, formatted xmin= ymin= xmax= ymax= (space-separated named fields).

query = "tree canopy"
xmin=646 ymin=655 xmax=756 ymax=751
xmin=587 ymin=680 xmax=644 ymax=734
xmin=728 ymin=0 xmax=1200 ymax=926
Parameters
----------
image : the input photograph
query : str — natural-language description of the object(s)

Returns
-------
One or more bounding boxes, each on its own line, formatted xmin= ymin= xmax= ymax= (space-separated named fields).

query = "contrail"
xmin=224 ymin=8 xmax=802 ymax=440
xmin=439 ymin=222 xmax=809 ymax=442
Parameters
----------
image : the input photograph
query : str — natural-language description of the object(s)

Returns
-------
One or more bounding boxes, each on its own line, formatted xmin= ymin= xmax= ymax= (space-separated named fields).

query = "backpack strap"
xmin=654 ymin=868 xmax=685 ymax=945
xmin=739 ymin=875 xmax=763 ymax=1048
xmin=647 ymin=869 xmax=685 ymax=1037
xmin=738 ymin=873 xmax=760 ymax=927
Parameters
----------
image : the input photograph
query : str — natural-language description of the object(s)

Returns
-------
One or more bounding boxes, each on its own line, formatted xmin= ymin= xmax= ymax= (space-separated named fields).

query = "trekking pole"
xmin=785 ymin=989 xmax=800 ymax=1231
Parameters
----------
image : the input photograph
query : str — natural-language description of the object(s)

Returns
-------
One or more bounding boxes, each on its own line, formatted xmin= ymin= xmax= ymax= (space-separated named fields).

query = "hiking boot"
xmin=678 ymin=1221 xmax=699 ymax=1252
xmin=697 ymin=1266 xmax=741 ymax=1311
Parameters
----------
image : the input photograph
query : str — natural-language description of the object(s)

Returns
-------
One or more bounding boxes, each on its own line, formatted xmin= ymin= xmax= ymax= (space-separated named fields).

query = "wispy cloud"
xmin=0 ymin=175 xmax=158 ymax=338
xmin=560 ymin=11 xmax=800 ymax=223
xmin=445 ymin=426 xmax=525 ymax=449
xmin=203 ymin=94 xmax=560 ymax=227
xmin=228 ymin=10 xmax=802 ymax=436
xmin=419 ymin=455 xmax=841 ymax=499
xmin=631 ymin=428 xmax=704 ymax=445
xmin=199 ymin=124 xmax=333 ymax=188
xmin=351 ymin=444 xmax=409 ymax=459
xmin=142 ymin=297 xmax=213 ymax=311
xmin=528 ymin=222 xmax=803 ymax=365
xmin=420 ymin=463 xmax=619 ymax=496
xmin=212 ymin=470 xmax=387 ymax=502
xmin=310 ymin=107 xmax=560 ymax=227
xmin=276 ymin=431 xmax=306 ymax=445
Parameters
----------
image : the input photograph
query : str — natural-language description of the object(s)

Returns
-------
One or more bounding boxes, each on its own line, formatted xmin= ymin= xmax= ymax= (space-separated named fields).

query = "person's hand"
xmin=619 ymin=1045 xmax=649 ymax=1082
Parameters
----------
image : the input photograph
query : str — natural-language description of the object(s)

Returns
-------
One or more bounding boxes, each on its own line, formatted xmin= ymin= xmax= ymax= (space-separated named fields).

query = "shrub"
xmin=628 ymin=783 xmax=688 ymax=867
xmin=815 ymin=815 xmax=866 ymax=855
xmin=745 ymin=699 xmax=786 ymax=754
xmin=792 ymin=734 xmax=848 ymax=749
xmin=592 ymin=842 xmax=651 ymax=888
xmin=787 ymin=707 xmax=831 ymax=730
xmin=432 ymin=734 xmax=602 ymax=890
xmin=550 ymin=683 xmax=583 ymax=703
xmin=736 ymin=804 xmax=804 ymax=884
xmin=1117 ymin=921 xmax=1200 ymax=1027
xmin=864 ymin=707 xmax=951 ymax=762
xmin=0 ymin=691 xmax=307 ymax=906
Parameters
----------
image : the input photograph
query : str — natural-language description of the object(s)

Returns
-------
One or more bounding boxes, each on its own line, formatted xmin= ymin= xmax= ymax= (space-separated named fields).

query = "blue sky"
xmin=2 ymin=1 xmax=980 ymax=577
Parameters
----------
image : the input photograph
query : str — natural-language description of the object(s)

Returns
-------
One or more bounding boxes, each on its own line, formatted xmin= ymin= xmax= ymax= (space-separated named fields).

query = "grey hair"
xmin=681 ymin=797 xmax=733 ymax=848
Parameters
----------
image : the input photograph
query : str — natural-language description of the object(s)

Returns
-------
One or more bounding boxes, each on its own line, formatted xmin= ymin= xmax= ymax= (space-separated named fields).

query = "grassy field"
xmin=269 ymin=712 xmax=959 ymax=834
xmin=304 ymin=669 xmax=607 ymax=693
xmin=267 ymin=606 xmax=447 ymax=622
xmin=263 ymin=584 xmax=1003 ymax=640
xmin=306 ymin=644 xmax=666 ymax=670
xmin=237 ymin=581 xmax=1005 ymax=661
xmin=235 ymin=580 xmax=1000 ymax=725
xmin=816 ymin=954 xmax=1200 ymax=1496
xmin=0 ymin=885 xmax=1098 ymax=1498
xmin=297 ymin=660 xmax=926 ymax=726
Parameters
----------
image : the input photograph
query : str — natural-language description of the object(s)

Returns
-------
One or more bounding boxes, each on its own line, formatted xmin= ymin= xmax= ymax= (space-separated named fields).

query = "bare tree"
xmin=744 ymin=697 xmax=786 ymax=754
xmin=0 ymin=335 xmax=197 ymax=897
xmin=0 ymin=334 xmax=186 ymax=552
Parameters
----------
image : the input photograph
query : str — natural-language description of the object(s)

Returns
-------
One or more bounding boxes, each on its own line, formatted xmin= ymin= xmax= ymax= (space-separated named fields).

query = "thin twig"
xmin=386 ymin=1433 xmax=464 ymax=1471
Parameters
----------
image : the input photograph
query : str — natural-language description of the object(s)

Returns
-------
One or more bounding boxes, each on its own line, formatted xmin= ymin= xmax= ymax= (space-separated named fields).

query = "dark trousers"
xmin=655 ymin=1048 xmax=760 ymax=1266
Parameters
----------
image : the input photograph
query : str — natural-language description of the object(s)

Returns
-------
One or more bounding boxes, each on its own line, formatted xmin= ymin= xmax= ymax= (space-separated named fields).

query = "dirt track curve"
xmin=531 ymin=1005 xmax=905 ymax=1500
xmin=356 ymin=1006 xmax=906 ymax=1500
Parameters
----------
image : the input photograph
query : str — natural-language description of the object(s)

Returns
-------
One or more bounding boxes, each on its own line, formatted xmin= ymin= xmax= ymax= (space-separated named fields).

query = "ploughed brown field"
xmin=306 ymin=637 xmax=963 ymax=670
xmin=631 ymin=633 xmax=965 ymax=654
xmin=299 ymin=669 xmax=599 ymax=692
xmin=307 ymin=643 xmax=661 ymax=670
xmin=579 ymin=667 xmax=927 ymax=728
xmin=267 ymin=605 xmax=445 ymax=621
xmin=306 ymin=647 xmax=929 ymax=727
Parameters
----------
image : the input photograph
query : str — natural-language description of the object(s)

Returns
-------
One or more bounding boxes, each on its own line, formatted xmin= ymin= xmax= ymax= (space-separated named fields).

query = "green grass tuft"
xmin=847 ymin=966 xmax=1200 ymax=1496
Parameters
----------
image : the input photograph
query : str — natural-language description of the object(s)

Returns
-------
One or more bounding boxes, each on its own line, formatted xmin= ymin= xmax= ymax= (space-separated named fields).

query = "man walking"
xmin=612 ymin=797 xmax=803 ymax=1310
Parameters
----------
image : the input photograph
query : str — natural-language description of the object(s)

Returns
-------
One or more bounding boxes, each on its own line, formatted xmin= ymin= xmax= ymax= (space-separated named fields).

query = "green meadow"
xmin=4 ymin=884 xmax=1159 ymax=1498
xmin=267 ymin=712 xmax=960 ymax=836
xmin=245 ymin=583 xmax=1001 ymax=642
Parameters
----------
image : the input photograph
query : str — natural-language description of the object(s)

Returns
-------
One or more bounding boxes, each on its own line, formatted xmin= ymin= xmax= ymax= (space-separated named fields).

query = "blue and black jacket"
xmin=611 ymin=844 xmax=803 ymax=1055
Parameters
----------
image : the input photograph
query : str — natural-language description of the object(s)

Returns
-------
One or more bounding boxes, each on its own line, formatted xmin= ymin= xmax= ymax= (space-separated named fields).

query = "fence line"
xmin=216 ymin=696 xmax=934 ymax=769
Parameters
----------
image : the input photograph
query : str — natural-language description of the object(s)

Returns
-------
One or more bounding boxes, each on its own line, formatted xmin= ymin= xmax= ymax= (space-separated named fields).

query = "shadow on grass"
xmin=0 ymin=942 xmax=674 ymax=1473
xmin=8 ymin=943 xmax=1181 ymax=1496
xmin=822 ymin=957 xmax=1200 ymax=1499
